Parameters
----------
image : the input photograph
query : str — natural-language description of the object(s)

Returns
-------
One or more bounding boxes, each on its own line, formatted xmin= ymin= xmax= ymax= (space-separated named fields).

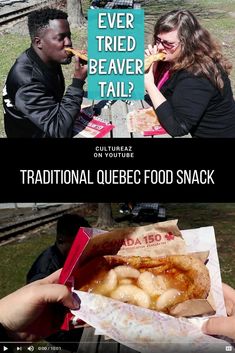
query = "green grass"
xmin=0 ymin=228 xmax=56 ymax=297
xmin=0 ymin=203 xmax=235 ymax=299
xmin=0 ymin=0 xmax=235 ymax=136
xmin=195 ymin=0 xmax=235 ymax=11
xmin=0 ymin=35 xmax=29 ymax=136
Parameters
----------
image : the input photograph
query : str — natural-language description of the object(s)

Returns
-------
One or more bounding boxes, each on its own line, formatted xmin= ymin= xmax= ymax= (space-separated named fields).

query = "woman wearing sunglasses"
xmin=145 ymin=9 xmax=235 ymax=138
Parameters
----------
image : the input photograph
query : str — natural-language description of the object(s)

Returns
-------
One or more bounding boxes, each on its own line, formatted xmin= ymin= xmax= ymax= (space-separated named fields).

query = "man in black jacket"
xmin=26 ymin=213 xmax=90 ymax=283
xmin=26 ymin=213 xmax=90 ymax=351
xmin=3 ymin=7 xmax=87 ymax=138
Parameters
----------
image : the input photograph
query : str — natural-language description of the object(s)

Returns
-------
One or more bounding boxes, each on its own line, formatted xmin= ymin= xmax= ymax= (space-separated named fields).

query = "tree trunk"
xmin=96 ymin=203 xmax=114 ymax=228
xmin=67 ymin=0 xmax=85 ymax=28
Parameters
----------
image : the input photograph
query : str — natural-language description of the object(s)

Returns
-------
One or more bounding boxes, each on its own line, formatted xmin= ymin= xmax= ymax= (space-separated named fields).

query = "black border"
xmin=0 ymin=138 xmax=233 ymax=202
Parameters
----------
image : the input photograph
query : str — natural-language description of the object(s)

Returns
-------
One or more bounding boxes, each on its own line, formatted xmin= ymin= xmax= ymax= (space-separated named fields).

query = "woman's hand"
xmin=144 ymin=44 xmax=166 ymax=109
xmin=0 ymin=270 xmax=80 ymax=341
xmin=202 ymin=283 xmax=235 ymax=340
xmin=144 ymin=44 xmax=158 ymax=89
xmin=145 ymin=44 xmax=157 ymax=56
xmin=144 ymin=63 xmax=155 ymax=88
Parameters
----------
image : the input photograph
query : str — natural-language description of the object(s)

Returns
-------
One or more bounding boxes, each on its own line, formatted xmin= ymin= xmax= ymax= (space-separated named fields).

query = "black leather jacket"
xmin=3 ymin=47 xmax=85 ymax=137
xmin=26 ymin=244 xmax=65 ymax=283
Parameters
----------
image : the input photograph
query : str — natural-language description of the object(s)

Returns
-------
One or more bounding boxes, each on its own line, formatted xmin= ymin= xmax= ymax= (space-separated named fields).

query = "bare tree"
xmin=96 ymin=203 xmax=114 ymax=228
xmin=67 ymin=0 xmax=86 ymax=28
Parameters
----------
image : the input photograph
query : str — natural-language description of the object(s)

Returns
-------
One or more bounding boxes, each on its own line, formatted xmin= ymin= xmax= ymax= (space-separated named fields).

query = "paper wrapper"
xmin=126 ymin=107 xmax=167 ymax=136
xmin=71 ymin=219 xmax=186 ymax=266
xmin=60 ymin=220 xmax=184 ymax=327
xmin=72 ymin=291 xmax=230 ymax=353
xmin=126 ymin=107 xmax=160 ymax=132
xmin=62 ymin=222 xmax=231 ymax=351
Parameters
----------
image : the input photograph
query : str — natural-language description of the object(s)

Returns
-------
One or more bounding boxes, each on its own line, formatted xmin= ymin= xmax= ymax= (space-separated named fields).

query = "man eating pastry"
xmin=3 ymin=7 xmax=87 ymax=138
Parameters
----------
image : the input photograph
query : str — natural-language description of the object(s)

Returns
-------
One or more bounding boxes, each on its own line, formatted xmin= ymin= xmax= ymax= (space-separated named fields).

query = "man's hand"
xmin=202 ymin=283 xmax=235 ymax=340
xmin=74 ymin=57 xmax=87 ymax=81
xmin=0 ymin=270 xmax=80 ymax=341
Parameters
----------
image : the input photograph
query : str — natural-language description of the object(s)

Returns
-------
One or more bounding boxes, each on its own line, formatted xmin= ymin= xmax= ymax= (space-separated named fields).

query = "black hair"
xmin=56 ymin=213 xmax=90 ymax=241
xmin=28 ymin=7 xmax=68 ymax=40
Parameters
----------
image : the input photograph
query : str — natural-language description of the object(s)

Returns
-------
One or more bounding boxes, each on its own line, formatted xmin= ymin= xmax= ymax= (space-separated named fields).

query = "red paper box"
xmin=58 ymin=221 xmax=184 ymax=329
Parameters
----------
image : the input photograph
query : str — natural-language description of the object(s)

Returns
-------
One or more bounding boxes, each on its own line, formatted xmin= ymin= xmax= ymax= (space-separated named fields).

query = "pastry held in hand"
xmin=144 ymin=52 xmax=166 ymax=72
xmin=65 ymin=48 xmax=88 ymax=64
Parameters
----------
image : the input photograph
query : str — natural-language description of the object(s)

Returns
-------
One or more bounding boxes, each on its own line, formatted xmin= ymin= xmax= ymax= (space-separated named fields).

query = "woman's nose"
xmin=157 ymin=42 xmax=164 ymax=50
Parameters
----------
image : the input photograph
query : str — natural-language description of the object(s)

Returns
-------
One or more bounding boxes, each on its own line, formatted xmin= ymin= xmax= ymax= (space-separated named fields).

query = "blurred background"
xmin=0 ymin=0 xmax=235 ymax=136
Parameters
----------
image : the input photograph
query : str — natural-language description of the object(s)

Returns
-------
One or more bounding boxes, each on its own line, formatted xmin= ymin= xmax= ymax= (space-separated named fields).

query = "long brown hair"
xmin=153 ymin=10 xmax=232 ymax=91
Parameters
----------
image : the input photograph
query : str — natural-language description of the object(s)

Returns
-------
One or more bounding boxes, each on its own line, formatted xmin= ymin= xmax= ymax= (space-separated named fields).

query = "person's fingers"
xmin=81 ymin=64 xmax=88 ymax=71
xmin=145 ymin=44 xmax=158 ymax=56
xmin=223 ymin=283 xmax=235 ymax=299
xmin=148 ymin=44 xmax=154 ymax=54
xmin=74 ymin=57 xmax=80 ymax=68
xmin=202 ymin=317 xmax=235 ymax=339
xmin=221 ymin=283 xmax=235 ymax=316
xmin=34 ymin=284 xmax=80 ymax=310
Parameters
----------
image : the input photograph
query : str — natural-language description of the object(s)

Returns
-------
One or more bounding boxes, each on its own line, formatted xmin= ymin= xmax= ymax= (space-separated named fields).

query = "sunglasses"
xmin=155 ymin=36 xmax=180 ymax=50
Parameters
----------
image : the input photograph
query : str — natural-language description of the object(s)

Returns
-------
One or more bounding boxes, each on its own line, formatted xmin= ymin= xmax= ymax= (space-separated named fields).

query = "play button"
xmin=3 ymin=347 xmax=8 ymax=351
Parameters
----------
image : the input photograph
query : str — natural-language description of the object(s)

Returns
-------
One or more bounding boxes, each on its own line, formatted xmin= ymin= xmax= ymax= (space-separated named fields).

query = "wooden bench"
xmin=76 ymin=326 xmax=140 ymax=353
xmin=73 ymin=97 xmax=172 ymax=138
xmin=91 ymin=0 xmax=141 ymax=10
xmin=104 ymin=0 xmax=135 ymax=9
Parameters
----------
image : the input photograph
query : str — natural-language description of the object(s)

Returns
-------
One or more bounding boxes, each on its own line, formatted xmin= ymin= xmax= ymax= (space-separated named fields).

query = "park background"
xmin=0 ymin=202 xmax=235 ymax=300
xmin=0 ymin=0 xmax=235 ymax=136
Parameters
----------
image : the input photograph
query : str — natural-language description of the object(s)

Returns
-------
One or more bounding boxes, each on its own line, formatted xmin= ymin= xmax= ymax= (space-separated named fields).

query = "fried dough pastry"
xmin=65 ymin=48 xmax=88 ymax=62
xmin=105 ymin=254 xmax=210 ymax=301
xmin=76 ymin=254 xmax=210 ymax=315
xmin=144 ymin=52 xmax=166 ymax=72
